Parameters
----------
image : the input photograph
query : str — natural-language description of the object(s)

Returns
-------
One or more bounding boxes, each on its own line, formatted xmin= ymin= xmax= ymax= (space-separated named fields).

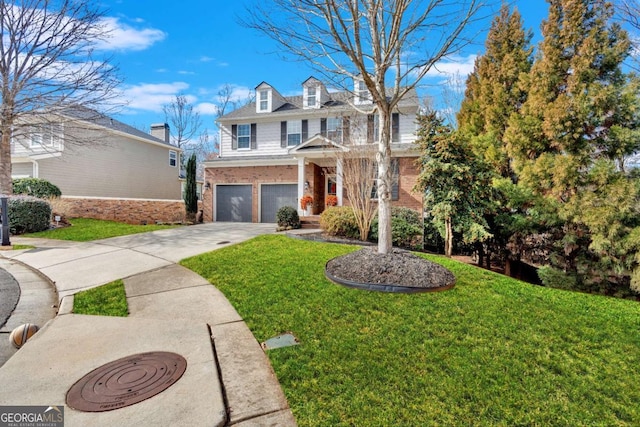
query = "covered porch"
xmin=290 ymin=134 xmax=345 ymax=216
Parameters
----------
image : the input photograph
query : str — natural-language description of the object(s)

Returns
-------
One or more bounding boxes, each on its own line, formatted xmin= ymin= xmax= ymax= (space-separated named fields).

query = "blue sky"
xmin=99 ymin=1 xmax=551 ymax=135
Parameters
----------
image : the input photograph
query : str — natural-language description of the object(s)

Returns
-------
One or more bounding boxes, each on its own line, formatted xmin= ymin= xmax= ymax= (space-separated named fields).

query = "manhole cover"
xmin=66 ymin=351 xmax=187 ymax=412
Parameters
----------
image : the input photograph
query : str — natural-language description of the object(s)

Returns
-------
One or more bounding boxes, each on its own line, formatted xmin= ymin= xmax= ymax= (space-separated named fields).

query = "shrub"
xmin=5 ymin=196 xmax=52 ymax=234
xmin=276 ymin=206 xmax=300 ymax=231
xmin=370 ymin=207 xmax=423 ymax=250
xmin=320 ymin=206 xmax=360 ymax=239
xmin=13 ymin=178 xmax=61 ymax=198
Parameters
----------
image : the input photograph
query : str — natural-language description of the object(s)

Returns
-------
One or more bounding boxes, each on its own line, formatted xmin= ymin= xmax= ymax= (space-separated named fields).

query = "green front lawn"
xmin=25 ymin=218 xmax=179 ymax=241
xmin=182 ymin=235 xmax=640 ymax=426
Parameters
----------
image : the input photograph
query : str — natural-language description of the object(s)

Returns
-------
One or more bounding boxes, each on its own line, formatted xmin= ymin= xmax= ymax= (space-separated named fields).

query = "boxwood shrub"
xmin=320 ymin=206 xmax=360 ymax=239
xmin=5 ymin=196 xmax=52 ymax=234
xmin=276 ymin=205 xmax=301 ymax=231
xmin=13 ymin=178 xmax=61 ymax=198
xmin=370 ymin=207 xmax=423 ymax=250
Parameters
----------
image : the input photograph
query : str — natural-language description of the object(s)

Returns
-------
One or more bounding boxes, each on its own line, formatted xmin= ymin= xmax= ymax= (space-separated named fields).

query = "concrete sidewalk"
xmin=0 ymin=223 xmax=296 ymax=426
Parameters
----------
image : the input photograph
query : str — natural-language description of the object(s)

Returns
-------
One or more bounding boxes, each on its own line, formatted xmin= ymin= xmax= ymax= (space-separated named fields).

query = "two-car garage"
xmin=215 ymin=184 xmax=298 ymax=223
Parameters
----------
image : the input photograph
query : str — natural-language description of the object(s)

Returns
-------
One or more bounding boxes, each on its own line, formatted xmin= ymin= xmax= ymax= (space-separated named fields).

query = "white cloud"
xmin=116 ymin=82 xmax=190 ymax=112
xmin=94 ymin=17 xmax=166 ymax=51
xmin=178 ymin=70 xmax=195 ymax=75
xmin=424 ymin=54 xmax=477 ymax=79
xmin=195 ymin=102 xmax=219 ymax=115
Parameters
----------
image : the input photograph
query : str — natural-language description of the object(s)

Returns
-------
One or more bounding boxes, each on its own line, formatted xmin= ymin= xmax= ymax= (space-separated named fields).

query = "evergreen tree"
xmin=416 ymin=110 xmax=494 ymax=258
xmin=456 ymin=5 xmax=533 ymax=267
xmin=184 ymin=153 xmax=198 ymax=222
xmin=458 ymin=5 xmax=533 ymax=178
xmin=503 ymin=0 xmax=640 ymax=294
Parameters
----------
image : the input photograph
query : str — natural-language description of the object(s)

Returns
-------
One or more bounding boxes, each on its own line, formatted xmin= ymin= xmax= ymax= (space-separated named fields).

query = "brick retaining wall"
xmin=58 ymin=197 xmax=188 ymax=225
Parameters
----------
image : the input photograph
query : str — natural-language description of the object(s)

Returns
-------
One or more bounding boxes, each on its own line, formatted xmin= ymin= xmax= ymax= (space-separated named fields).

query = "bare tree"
xmin=246 ymin=0 xmax=496 ymax=254
xmin=0 ymin=0 xmax=120 ymax=194
xmin=615 ymin=0 xmax=640 ymax=69
xmin=163 ymin=94 xmax=202 ymax=167
xmin=337 ymin=145 xmax=379 ymax=240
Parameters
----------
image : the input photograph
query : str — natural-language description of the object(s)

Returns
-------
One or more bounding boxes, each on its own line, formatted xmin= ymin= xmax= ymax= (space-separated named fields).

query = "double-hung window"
xmin=259 ymin=90 xmax=269 ymax=112
xmin=327 ymin=117 xmax=343 ymax=142
xmin=29 ymin=123 xmax=62 ymax=148
xmin=370 ymin=159 xmax=400 ymax=200
xmin=307 ymin=87 xmax=316 ymax=107
xmin=237 ymin=124 xmax=251 ymax=149
xmin=169 ymin=150 xmax=178 ymax=167
xmin=287 ymin=120 xmax=302 ymax=146
xmin=358 ymin=80 xmax=369 ymax=103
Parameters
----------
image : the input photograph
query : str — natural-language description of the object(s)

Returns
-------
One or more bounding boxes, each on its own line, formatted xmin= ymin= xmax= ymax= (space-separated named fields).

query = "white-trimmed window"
xmin=237 ymin=124 xmax=251 ymax=149
xmin=169 ymin=150 xmax=178 ymax=167
xmin=287 ymin=120 xmax=302 ymax=146
xmin=358 ymin=80 xmax=369 ymax=103
xmin=307 ymin=87 xmax=317 ymax=107
xmin=259 ymin=90 xmax=269 ymax=112
xmin=327 ymin=117 xmax=342 ymax=142
xmin=29 ymin=123 xmax=62 ymax=148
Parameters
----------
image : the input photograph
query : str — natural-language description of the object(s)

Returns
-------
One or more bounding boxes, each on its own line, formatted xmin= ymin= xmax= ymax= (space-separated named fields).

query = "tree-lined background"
xmin=417 ymin=0 xmax=640 ymax=298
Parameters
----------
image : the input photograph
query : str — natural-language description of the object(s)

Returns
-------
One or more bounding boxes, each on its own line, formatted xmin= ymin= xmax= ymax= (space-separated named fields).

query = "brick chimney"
xmin=150 ymin=123 xmax=170 ymax=143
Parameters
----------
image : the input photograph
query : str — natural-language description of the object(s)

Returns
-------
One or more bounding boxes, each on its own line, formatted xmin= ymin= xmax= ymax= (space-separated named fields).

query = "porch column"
xmin=336 ymin=158 xmax=344 ymax=206
xmin=297 ymin=157 xmax=306 ymax=215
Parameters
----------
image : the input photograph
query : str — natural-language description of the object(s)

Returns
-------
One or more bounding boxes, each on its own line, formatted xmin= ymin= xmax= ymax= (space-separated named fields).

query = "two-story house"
xmin=11 ymin=106 xmax=185 ymax=224
xmin=203 ymin=76 xmax=423 ymax=223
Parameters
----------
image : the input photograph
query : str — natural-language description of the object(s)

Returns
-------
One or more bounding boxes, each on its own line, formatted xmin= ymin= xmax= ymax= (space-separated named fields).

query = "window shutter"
xmin=342 ymin=116 xmax=350 ymax=143
xmin=280 ymin=121 xmax=287 ymax=148
xmin=250 ymin=123 xmax=257 ymax=149
xmin=367 ymin=115 xmax=374 ymax=143
xmin=391 ymin=158 xmax=400 ymax=200
xmin=302 ymin=119 xmax=308 ymax=142
xmin=231 ymin=124 xmax=238 ymax=150
xmin=392 ymin=113 xmax=400 ymax=143
xmin=320 ymin=118 xmax=327 ymax=136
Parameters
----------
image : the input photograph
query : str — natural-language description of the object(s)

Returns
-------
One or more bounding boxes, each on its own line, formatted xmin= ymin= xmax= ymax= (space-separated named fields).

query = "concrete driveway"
xmin=5 ymin=222 xmax=275 ymax=300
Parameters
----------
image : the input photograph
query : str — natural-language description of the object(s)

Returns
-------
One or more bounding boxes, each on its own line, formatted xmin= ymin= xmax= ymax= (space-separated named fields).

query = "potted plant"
xmin=325 ymin=195 xmax=338 ymax=207
xmin=300 ymin=194 xmax=313 ymax=215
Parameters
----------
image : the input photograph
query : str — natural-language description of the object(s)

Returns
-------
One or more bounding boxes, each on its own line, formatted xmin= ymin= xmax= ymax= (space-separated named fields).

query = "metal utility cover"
xmin=66 ymin=351 xmax=187 ymax=412
xmin=261 ymin=333 xmax=300 ymax=350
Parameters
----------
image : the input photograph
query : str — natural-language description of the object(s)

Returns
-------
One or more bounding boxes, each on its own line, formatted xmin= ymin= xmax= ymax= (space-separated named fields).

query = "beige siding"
xmin=36 ymin=127 xmax=181 ymax=200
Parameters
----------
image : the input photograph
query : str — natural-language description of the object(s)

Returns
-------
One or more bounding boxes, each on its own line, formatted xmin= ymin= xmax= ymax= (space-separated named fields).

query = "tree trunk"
xmin=444 ymin=217 xmax=453 ymax=257
xmin=377 ymin=109 xmax=393 ymax=254
xmin=0 ymin=124 xmax=13 ymax=195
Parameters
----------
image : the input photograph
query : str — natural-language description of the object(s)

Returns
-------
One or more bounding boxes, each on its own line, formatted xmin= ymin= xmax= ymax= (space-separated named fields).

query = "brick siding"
xmin=59 ymin=197 xmax=188 ymax=225
xmin=203 ymin=158 xmax=423 ymax=223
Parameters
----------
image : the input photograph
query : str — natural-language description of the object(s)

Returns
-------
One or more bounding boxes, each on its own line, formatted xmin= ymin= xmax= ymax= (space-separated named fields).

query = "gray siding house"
xmin=10 ymin=107 xmax=185 ymax=224
xmin=11 ymin=107 xmax=181 ymax=200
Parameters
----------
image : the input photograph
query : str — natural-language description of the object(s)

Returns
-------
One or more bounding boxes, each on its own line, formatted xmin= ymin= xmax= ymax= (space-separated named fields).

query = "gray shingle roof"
xmin=60 ymin=105 xmax=170 ymax=146
xmin=219 ymin=87 xmax=418 ymax=122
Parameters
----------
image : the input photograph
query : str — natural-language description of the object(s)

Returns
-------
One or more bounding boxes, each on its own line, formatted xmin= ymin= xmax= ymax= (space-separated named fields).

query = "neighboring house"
xmin=203 ymin=76 xmax=423 ymax=223
xmin=10 ymin=106 xmax=185 ymax=224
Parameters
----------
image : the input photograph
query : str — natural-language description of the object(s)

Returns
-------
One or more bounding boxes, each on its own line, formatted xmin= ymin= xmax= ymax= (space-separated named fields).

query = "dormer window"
xmin=258 ymin=89 xmax=270 ymax=112
xmin=307 ymin=87 xmax=317 ymax=107
xmin=357 ymin=80 xmax=369 ymax=104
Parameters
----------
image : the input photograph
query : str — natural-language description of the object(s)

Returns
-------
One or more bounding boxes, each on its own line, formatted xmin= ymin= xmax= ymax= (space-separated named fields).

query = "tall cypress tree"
xmin=184 ymin=153 xmax=198 ymax=222
xmin=458 ymin=4 xmax=533 ymax=178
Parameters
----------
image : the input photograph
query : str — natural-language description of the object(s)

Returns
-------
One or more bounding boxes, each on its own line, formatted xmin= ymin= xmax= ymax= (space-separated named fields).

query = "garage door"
xmin=216 ymin=185 xmax=253 ymax=222
xmin=260 ymin=184 xmax=298 ymax=223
